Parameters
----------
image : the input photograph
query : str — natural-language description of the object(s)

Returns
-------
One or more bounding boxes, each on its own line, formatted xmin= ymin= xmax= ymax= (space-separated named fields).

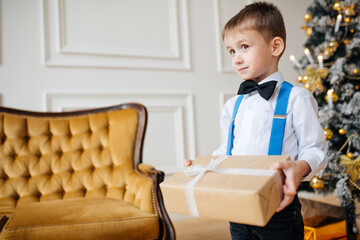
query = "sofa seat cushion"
xmin=0 ymin=197 xmax=159 ymax=240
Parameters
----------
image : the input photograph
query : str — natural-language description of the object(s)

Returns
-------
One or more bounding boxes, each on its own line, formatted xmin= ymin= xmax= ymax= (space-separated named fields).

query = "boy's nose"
xmin=233 ymin=53 xmax=244 ymax=64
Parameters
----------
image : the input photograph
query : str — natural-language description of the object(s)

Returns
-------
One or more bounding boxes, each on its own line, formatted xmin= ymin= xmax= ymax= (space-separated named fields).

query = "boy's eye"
xmin=229 ymin=49 xmax=236 ymax=55
xmin=241 ymin=45 xmax=249 ymax=50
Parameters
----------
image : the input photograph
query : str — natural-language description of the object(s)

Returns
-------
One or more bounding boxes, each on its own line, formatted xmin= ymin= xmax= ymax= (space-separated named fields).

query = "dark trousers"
xmin=229 ymin=195 xmax=304 ymax=240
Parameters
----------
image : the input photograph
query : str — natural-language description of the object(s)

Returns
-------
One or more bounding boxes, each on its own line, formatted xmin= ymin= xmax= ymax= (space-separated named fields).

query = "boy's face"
xmin=224 ymin=29 xmax=279 ymax=83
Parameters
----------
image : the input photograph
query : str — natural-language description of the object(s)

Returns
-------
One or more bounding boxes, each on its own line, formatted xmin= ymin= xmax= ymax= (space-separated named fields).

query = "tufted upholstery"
xmin=0 ymin=103 xmax=175 ymax=240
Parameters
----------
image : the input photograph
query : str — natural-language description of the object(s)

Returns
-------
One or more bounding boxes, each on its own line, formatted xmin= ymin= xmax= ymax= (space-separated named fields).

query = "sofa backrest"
xmin=0 ymin=104 xmax=153 ymax=214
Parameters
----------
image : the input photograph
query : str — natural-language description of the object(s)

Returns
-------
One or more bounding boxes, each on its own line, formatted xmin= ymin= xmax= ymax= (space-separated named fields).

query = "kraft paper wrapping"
xmin=160 ymin=155 xmax=289 ymax=227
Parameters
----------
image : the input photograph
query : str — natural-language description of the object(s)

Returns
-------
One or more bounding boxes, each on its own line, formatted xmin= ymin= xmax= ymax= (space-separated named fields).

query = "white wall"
xmin=0 ymin=0 xmax=311 ymax=173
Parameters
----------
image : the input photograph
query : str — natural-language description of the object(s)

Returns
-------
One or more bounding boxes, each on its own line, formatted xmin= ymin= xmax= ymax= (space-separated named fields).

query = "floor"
xmin=173 ymin=217 xmax=357 ymax=240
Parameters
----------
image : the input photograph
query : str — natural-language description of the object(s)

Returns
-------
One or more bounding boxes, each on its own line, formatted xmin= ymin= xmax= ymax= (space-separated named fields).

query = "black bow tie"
xmin=237 ymin=80 xmax=277 ymax=100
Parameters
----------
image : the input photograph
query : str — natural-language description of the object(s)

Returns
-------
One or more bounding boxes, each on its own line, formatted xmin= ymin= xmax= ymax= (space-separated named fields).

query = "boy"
xmin=184 ymin=2 xmax=327 ymax=239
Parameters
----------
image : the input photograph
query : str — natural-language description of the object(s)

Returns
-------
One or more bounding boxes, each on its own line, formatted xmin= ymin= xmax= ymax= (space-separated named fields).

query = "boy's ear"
xmin=271 ymin=37 xmax=285 ymax=57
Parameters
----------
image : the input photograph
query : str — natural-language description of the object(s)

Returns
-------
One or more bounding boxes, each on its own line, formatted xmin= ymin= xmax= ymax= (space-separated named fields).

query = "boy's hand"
xmin=183 ymin=159 xmax=193 ymax=167
xmin=271 ymin=160 xmax=311 ymax=212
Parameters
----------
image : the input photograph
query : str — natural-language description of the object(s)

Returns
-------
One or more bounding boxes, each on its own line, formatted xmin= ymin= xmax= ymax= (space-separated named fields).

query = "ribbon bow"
xmin=340 ymin=155 xmax=360 ymax=181
xmin=184 ymin=156 xmax=227 ymax=217
xmin=184 ymin=158 xmax=223 ymax=176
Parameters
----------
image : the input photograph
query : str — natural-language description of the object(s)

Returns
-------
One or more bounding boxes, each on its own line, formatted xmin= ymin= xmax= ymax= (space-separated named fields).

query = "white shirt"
xmin=213 ymin=71 xmax=327 ymax=181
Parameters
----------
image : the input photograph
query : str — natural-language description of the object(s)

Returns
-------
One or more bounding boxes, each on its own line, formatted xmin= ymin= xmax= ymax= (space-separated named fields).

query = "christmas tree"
xmin=291 ymin=0 xmax=360 ymax=235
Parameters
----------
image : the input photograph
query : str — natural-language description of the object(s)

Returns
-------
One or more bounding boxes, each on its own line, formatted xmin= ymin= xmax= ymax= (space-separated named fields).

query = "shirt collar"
xmin=258 ymin=71 xmax=284 ymax=89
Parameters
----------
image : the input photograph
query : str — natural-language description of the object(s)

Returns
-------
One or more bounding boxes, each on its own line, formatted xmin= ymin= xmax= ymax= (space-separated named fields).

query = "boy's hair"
xmin=222 ymin=1 xmax=286 ymax=55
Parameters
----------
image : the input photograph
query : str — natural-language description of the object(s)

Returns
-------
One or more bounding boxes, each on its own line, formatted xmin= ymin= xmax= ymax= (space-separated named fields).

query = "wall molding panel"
xmin=0 ymin=3 xmax=2 ymax=66
xmin=219 ymin=91 xmax=234 ymax=110
xmin=1 ymin=0 xmax=314 ymax=178
xmin=41 ymin=0 xmax=191 ymax=70
xmin=45 ymin=91 xmax=196 ymax=173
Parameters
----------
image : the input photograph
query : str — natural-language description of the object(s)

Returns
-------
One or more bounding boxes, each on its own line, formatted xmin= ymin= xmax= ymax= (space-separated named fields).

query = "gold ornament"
xmin=306 ymin=27 xmax=313 ymax=36
xmin=350 ymin=29 xmax=355 ymax=34
xmin=344 ymin=17 xmax=351 ymax=23
xmin=356 ymin=85 xmax=360 ymax=90
xmin=303 ymin=75 xmax=308 ymax=83
xmin=354 ymin=69 xmax=359 ymax=75
xmin=340 ymin=155 xmax=360 ymax=181
xmin=323 ymin=128 xmax=333 ymax=140
xmin=310 ymin=176 xmax=324 ymax=189
xmin=304 ymin=66 xmax=327 ymax=93
xmin=339 ymin=128 xmax=346 ymax=135
xmin=319 ymin=69 xmax=328 ymax=79
xmin=324 ymin=46 xmax=331 ymax=58
xmin=325 ymin=90 xmax=339 ymax=103
xmin=304 ymin=13 xmax=313 ymax=23
xmin=297 ymin=75 xmax=304 ymax=83
xmin=329 ymin=40 xmax=339 ymax=49
xmin=344 ymin=5 xmax=355 ymax=16
xmin=301 ymin=25 xmax=307 ymax=30
xmin=347 ymin=152 xmax=354 ymax=158
xmin=323 ymin=41 xmax=339 ymax=59
xmin=343 ymin=39 xmax=350 ymax=45
xmin=332 ymin=1 xmax=341 ymax=11
xmin=297 ymin=75 xmax=310 ymax=84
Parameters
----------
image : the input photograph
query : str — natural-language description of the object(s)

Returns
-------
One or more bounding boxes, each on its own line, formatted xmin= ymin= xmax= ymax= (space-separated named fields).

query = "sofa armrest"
xmin=137 ymin=163 xmax=157 ymax=177
xmin=136 ymin=163 xmax=175 ymax=240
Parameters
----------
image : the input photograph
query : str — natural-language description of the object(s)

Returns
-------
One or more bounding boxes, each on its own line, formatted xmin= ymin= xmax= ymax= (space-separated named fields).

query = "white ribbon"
xmin=184 ymin=155 xmax=280 ymax=217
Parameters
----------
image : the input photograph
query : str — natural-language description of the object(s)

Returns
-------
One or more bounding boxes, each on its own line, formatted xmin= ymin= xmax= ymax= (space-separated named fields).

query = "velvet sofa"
xmin=0 ymin=103 xmax=175 ymax=240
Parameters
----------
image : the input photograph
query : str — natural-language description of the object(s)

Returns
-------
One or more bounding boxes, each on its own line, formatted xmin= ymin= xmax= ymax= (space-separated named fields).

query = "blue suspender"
xmin=268 ymin=81 xmax=293 ymax=155
xmin=226 ymin=81 xmax=293 ymax=156
xmin=226 ymin=95 xmax=244 ymax=156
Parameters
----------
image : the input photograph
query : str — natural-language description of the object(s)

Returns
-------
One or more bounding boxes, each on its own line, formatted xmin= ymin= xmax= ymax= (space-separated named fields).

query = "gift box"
xmin=160 ymin=155 xmax=289 ymax=226
xmin=304 ymin=218 xmax=346 ymax=240
xmin=299 ymin=192 xmax=345 ymax=227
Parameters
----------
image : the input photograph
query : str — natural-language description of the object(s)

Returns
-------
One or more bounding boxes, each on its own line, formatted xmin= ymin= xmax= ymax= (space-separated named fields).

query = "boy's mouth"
xmin=238 ymin=67 xmax=248 ymax=72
